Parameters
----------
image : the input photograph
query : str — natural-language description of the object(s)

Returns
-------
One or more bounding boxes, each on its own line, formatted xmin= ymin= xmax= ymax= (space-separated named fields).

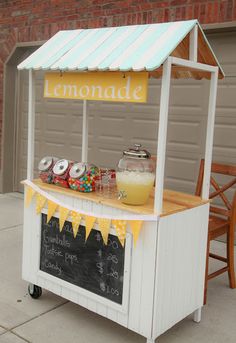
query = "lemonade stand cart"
xmin=18 ymin=20 xmax=223 ymax=343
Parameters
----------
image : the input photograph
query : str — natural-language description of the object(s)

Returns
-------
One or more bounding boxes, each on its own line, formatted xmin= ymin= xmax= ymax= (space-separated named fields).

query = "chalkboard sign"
xmin=40 ymin=214 xmax=125 ymax=304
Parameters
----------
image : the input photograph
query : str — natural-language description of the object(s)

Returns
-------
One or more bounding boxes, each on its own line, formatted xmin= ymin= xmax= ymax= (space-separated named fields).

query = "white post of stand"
xmin=202 ymin=68 xmax=219 ymax=199
xmin=27 ymin=69 xmax=36 ymax=180
xmin=193 ymin=307 xmax=202 ymax=323
xmin=169 ymin=57 xmax=219 ymax=200
xmin=82 ymin=99 xmax=88 ymax=163
xmin=154 ymin=57 xmax=172 ymax=214
xmin=189 ymin=25 xmax=198 ymax=62
xmin=146 ymin=339 xmax=155 ymax=343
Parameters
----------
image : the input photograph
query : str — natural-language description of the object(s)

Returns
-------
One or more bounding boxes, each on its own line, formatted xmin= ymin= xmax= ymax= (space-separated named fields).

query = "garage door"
xmin=15 ymin=31 xmax=236 ymax=195
xmin=207 ymin=31 xmax=236 ymax=164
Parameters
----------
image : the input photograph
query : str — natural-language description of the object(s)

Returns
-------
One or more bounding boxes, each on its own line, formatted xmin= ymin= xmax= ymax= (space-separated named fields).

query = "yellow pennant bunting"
xmin=85 ymin=215 xmax=96 ymax=240
xmin=25 ymin=186 xmax=36 ymax=207
xmin=25 ymin=184 xmax=144 ymax=249
xmin=112 ymin=220 xmax=127 ymax=247
xmin=129 ymin=220 xmax=143 ymax=247
xmin=47 ymin=200 xmax=58 ymax=223
xmin=70 ymin=211 xmax=82 ymax=238
xmin=59 ymin=206 xmax=70 ymax=232
xmin=97 ymin=218 xmax=111 ymax=245
xmin=35 ymin=193 xmax=47 ymax=214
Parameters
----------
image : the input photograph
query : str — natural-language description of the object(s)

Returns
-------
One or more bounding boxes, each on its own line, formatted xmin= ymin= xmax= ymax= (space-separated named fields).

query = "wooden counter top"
xmin=32 ymin=179 xmax=208 ymax=217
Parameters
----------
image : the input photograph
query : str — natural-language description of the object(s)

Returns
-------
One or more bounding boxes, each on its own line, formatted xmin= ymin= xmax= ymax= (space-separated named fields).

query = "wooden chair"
xmin=195 ymin=159 xmax=236 ymax=304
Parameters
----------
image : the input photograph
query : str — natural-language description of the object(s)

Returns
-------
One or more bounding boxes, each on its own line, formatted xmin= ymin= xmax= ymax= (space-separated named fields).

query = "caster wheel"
xmin=28 ymin=284 xmax=42 ymax=299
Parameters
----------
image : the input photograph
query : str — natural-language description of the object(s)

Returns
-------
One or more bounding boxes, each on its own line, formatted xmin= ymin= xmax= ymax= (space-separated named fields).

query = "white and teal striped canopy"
xmin=17 ymin=19 xmax=223 ymax=77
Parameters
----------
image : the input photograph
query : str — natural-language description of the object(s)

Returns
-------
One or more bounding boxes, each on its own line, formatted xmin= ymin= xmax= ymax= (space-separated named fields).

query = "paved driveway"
xmin=0 ymin=193 xmax=236 ymax=343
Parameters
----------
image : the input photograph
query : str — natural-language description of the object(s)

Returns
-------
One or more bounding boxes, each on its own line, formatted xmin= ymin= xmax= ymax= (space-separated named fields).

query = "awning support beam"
xmin=171 ymin=56 xmax=217 ymax=73
xmin=154 ymin=57 xmax=172 ymax=214
xmin=27 ymin=69 xmax=36 ymax=180
xmin=154 ymin=56 xmax=219 ymax=214
xmin=202 ymin=68 xmax=219 ymax=199
xmin=82 ymin=99 xmax=89 ymax=162
xmin=171 ymin=57 xmax=219 ymax=201
xmin=189 ymin=25 xmax=198 ymax=62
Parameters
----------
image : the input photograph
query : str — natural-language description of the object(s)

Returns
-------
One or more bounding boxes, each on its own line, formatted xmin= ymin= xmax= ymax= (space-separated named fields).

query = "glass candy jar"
xmin=38 ymin=156 xmax=58 ymax=184
xmin=68 ymin=163 xmax=99 ymax=192
xmin=53 ymin=159 xmax=73 ymax=188
xmin=116 ymin=144 xmax=155 ymax=205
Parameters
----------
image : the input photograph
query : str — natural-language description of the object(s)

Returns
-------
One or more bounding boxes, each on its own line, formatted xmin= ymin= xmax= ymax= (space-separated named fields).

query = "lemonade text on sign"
xmin=44 ymin=72 xmax=148 ymax=103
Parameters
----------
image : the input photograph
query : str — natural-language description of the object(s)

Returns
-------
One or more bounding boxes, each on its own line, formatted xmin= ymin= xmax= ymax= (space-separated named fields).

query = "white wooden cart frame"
xmin=24 ymin=24 xmax=219 ymax=343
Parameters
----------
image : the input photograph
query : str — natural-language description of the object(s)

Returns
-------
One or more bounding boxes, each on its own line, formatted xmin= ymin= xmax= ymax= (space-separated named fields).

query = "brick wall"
xmin=0 ymin=0 xmax=236 ymax=173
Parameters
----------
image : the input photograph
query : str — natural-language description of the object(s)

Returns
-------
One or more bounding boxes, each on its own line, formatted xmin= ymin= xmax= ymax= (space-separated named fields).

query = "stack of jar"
xmin=95 ymin=168 xmax=116 ymax=197
xmin=38 ymin=156 xmax=99 ymax=193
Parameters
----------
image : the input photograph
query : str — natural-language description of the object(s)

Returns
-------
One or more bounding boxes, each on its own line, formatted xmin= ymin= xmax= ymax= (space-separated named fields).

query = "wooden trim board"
xmin=29 ymin=179 xmax=209 ymax=217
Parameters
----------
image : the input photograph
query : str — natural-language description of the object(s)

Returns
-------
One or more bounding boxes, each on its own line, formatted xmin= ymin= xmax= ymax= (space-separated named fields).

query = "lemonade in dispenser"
xmin=116 ymin=144 xmax=155 ymax=205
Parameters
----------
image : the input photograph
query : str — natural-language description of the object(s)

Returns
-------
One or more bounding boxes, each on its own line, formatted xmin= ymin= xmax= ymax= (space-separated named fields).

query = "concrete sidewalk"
xmin=0 ymin=193 xmax=236 ymax=343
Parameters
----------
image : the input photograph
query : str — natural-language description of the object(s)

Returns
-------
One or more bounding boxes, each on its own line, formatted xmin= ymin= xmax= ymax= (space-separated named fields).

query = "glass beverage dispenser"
xmin=116 ymin=144 xmax=155 ymax=205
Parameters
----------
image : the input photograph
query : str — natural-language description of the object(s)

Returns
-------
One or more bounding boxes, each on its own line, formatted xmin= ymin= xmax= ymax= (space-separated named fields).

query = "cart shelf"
xmin=33 ymin=179 xmax=208 ymax=217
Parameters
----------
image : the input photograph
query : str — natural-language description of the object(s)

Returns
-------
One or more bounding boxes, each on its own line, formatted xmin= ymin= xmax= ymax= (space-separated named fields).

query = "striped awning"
xmin=17 ymin=20 xmax=224 ymax=78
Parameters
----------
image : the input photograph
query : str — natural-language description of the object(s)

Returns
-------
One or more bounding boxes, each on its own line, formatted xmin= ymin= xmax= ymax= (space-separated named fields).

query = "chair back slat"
xmin=210 ymin=205 xmax=231 ymax=218
xmin=231 ymin=192 xmax=236 ymax=229
xmin=209 ymin=178 xmax=236 ymax=199
xmin=210 ymin=176 xmax=232 ymax=210
xmin=195 ymin=159 xmax=236 ymax=219
xmin=211 ymin=162 xmax=236 ymax=176
xmin=195 ymin=159 xmax=204 ymax=197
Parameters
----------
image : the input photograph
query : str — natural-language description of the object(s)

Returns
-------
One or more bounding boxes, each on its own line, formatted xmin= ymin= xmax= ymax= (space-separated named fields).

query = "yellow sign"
xmin=44 ymin=72 xmax=148 ymax=103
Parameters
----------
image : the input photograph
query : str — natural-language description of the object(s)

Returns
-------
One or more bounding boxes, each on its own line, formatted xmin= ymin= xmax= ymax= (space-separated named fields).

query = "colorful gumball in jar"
xmin=68 ymin=163 xmax=99 ymax=192
xmin=52 ymin=159 xmax=73 ymax=188
xmin=38 ymin=156 xmax=58 ymax=184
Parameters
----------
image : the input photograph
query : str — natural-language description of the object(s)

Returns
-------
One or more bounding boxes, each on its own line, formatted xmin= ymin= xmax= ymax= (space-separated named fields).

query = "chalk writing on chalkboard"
xmin=40 ymin=214 xmax=125 ymax=304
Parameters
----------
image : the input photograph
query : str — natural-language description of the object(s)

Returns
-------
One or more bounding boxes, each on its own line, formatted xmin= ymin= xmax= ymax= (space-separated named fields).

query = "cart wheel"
xmin=28 ymin=284 xmax=42 ymax=299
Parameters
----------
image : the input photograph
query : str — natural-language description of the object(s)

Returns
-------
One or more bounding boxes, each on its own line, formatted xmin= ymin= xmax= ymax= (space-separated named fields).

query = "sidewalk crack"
xmin=11 ymin=300 xmax=68 ymax=333
xmin=9 ymin=331 xmax=32 ymax=343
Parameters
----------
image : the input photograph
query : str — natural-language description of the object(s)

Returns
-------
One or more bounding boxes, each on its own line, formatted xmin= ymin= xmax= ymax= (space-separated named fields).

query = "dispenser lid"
xmin=123 ymin=144 xmax=151 ymax=159
xmin=38 ymin=156 xmax=53 ymax=171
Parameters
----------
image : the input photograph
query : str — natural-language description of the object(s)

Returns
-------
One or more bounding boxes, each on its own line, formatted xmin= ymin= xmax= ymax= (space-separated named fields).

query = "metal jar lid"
xmin=123 ymin=144 xmax=151 ymax=159
xmin=69 ymin=163 xmax=86 ymax=179
xmin=38 ymin=156 xmax=53 ymax=172
xmin=53 ymin=159 xmax=69 ymax=175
